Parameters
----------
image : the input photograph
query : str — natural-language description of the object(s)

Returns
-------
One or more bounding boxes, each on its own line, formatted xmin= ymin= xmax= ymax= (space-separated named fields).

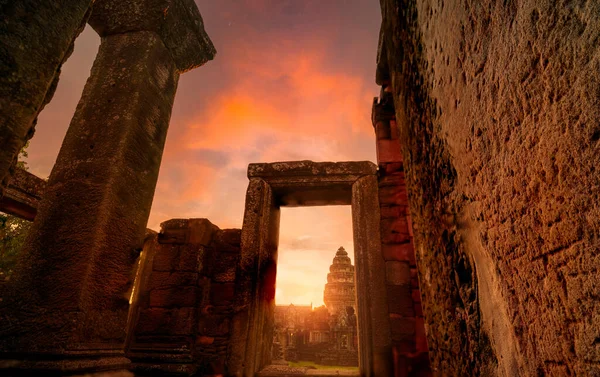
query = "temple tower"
xmin=324 ymin=246 xmax=356 ymax=315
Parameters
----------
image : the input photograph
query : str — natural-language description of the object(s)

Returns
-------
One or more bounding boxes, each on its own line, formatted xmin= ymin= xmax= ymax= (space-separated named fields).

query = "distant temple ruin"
xmin=272 ymin=247 xmax=359 ymax=367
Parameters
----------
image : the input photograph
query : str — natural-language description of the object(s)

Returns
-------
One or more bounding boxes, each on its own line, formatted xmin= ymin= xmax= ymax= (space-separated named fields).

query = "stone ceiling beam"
xmin=0 ymin=168 xmax=46 ymax=221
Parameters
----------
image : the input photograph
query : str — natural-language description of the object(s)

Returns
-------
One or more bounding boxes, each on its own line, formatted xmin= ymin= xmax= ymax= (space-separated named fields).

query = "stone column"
xmin=0 ymin=0 xmax=93 ymax=198
xmin=0 ymin=1 xmax=215 ymax=374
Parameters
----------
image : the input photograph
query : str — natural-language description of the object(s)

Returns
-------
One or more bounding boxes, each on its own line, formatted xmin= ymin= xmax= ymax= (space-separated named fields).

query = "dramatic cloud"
xmin=27 ymin=0 xmax=381 ymax=306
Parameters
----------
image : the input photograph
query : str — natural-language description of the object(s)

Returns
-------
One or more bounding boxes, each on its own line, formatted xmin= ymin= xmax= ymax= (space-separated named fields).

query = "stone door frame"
xmin=229 ymin=161 xmax=392 ymax=377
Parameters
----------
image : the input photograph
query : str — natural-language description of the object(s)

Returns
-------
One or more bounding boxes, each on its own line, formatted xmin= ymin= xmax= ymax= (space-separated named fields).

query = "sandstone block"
xmin=387 ymin=285 xmax=415 ymax=317
xmin=411 ymin=289 xmax=422 ymax=303
xmin=177 ymin=244 xmax=203 ymax=272
xmin=414 ymin=302 xmax=423 ymax=317
xmin=215 ymin=228 xmax=242 ymax=246
xmin=136 ymin=307 xmax=194 ymax=335
xmin=386 ymin=261 xmax=411 ymax=285
xmin=210 ymin=283 xmax=235 ymax=306
xmin=378 ymin=185 xmax=409 ymax=206
xmin=377 ymin=139 xmax=403 ymax=164
xmin=390 ymin=316 xmax=416 ymax=342
xmin=148 ymin=272 xmax=198 ymax=290
xmin=378 ymin=172 xmax=406 ymax=187
xmin=149 ymin=287 xmax=198 ymax=308
xmin=152 ymin=246 xmax=179 ymax=271
xmin=198 ymin=315 xmax=231 ymax=337
xmin=393 ymin=341 xmax=416 ymax=354
xmin=415 ymin=318 xmax=428 ymax=353
xmin=159 ymin=218 xmax=219 ymax=246
xmin=197 ymin=336 xmax=215 ymax=346
xmin=382 ymin=162 xmax=404 ymax=174
xmin=381 ymin=218 xmax=411 ymax=244
xmin=382 ymin=243 xmax=416 ymax=264
xmin=380 ymin=205 xmax=409 ymax=219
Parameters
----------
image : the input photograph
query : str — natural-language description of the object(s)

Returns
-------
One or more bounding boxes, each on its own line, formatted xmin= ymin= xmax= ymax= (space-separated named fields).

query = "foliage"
xmin=16 ymin=141 xmax=29 ymax=171
xmin=0 ymin=142 xmax=32 ymax=278
xmin=0 ymin=213 xmax=30 ymax=277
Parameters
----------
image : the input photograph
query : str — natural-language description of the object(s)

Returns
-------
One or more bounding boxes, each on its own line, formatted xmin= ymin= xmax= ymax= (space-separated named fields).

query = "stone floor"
xmin=257 ymin=365 xmax=360 ymax=376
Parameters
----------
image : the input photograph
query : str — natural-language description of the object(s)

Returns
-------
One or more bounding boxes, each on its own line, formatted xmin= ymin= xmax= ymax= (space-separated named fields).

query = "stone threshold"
xmin=257 ymin=364 xmax=360 ymax=376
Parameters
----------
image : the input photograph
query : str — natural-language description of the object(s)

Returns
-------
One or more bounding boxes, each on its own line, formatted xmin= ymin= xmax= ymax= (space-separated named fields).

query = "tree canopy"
xmin=0 ymin=144 xmax=32 ymax=278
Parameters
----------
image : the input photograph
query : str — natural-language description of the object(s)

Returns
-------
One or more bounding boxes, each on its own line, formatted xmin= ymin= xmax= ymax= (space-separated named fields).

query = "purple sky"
xmin=27 ymin=0 xmax=382 ymax=306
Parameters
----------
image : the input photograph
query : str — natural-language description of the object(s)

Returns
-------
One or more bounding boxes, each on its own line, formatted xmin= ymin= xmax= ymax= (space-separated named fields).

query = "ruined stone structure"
xmin=377 ymin=0 xmax=600 ymax=376
xmin=1 ymin=1 xmax=599 ymax=376
xmin=272 ymin=304 xmax=314 ymax=361
xmin=0 ymin=0 xmax=215 ymax=375
xmin=127 ymin=219 xmax=241 ymax=376
xmin=272 ymin=303 xmax=358 ymax=368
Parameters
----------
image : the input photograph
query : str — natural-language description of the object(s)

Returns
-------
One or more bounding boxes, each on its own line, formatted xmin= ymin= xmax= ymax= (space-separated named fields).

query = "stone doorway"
xmin=228 ymin=161 xmax=392 ymax=377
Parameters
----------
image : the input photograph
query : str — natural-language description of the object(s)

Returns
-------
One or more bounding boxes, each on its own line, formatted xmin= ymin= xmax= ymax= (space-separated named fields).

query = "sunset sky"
xmin=27 ymin=0 xmax=381 ymax=307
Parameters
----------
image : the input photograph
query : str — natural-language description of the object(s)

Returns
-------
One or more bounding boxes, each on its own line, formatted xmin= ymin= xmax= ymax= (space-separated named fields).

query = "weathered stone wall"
xmin=379 ymin=0 xmax=600 ymax=376
xmin=127 ymin=219 xmax=241 ymax=376
xmin=373 ymin=90 xmax=431 ymax=377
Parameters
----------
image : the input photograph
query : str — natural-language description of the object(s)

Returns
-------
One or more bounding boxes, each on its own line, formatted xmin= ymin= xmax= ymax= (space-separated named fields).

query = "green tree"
xmin=0 ymin=214 xmax=30 ymax=276
xmin=0 ymin=143 xmax=32 ymax=278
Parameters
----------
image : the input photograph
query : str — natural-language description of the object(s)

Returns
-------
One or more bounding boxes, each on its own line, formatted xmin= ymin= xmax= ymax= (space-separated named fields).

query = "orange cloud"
xmin=26 ymin=1 xmax=381 ymax=307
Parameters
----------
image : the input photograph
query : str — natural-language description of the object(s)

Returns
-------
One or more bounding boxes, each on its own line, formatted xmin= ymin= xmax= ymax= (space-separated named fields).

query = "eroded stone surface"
xmin=0 ymin=29 xmax=179 ymax=367
xmin=249 ymin=161 xmax=377 ymax=178
xmin=379 ymin=0 xmax=600 ymax=375
xmin=89 ymin=0 xmax=216 ymax=72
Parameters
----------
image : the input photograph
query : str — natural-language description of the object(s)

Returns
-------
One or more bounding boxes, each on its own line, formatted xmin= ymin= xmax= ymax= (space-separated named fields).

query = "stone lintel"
xmin=247 ymin=161 xmax=377 ymax=207
xmin=89 ymin=0 xmax=216 ymax=73
xmin=0 ymin=168 xmax=46 ymax=220
xmin=248 ymin=161 xmax=377 ymax=179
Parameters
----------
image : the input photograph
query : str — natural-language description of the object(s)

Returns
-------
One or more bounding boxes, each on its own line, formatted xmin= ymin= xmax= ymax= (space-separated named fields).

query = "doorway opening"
xmin=268 ymin=207 xmax=359 ymax=375
xmin=230 ymin=161 xmax=392 ymax=377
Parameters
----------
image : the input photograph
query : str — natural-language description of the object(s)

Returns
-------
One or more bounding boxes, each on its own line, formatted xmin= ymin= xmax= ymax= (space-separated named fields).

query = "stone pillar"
xmin=229 ymin=178 xmax=280 ymax=377
xmin=352 ymin=175 xmax=393 ymax=377
xmin=373 ymin=87 xmax=432 ymax=377
xmin=0 ymin=1 xmax=215 ymax=374
xmin=0 ymin=0 xmax=93 ymax=198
